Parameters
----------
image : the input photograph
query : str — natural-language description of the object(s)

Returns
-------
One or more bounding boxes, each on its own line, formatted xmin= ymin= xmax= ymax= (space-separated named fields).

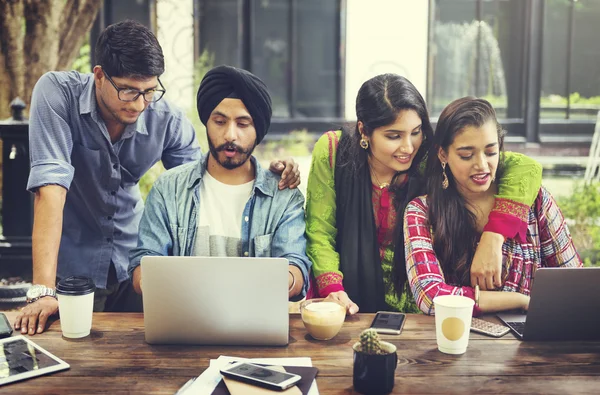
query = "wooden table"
xmin=1 ymin=312 xmax=599 ymax=394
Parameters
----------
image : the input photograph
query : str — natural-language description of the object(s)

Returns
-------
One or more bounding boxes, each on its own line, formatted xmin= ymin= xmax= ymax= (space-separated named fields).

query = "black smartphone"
xmin=0 ymin=313 xmax=13 ymax=338
xmin=370 ymin=311 xmax=406 ymax=335
xmin=220 ymin=362 xmax=301 ymax=391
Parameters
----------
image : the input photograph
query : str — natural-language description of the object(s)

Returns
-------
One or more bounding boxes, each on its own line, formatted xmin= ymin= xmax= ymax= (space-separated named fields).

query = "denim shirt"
xmin=128 ymin=153 xmax=311 ymax=299
xmin=26 ymin=71 xmax=201 ymax=288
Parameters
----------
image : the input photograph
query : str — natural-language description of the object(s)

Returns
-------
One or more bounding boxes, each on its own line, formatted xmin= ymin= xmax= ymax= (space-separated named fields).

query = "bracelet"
xmin=474 ymin=284 xmax=480 ymax=308
xmin=288 ymin=270 xmax=296 ymax=292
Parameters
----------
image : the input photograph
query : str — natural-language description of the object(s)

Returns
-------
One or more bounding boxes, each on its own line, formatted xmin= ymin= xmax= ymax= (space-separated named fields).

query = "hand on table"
xmin=14 ymin=297 xmax=59 ymax=335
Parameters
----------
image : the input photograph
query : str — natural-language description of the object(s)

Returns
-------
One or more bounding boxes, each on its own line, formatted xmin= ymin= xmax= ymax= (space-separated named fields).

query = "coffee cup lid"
xmin=56 ymin=276 xmax=95 ymax=296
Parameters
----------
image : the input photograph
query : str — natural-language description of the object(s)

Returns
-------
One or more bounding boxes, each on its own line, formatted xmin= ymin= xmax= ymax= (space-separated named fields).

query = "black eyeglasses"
xmin=102 ymin=70 xmax=166 ymax=103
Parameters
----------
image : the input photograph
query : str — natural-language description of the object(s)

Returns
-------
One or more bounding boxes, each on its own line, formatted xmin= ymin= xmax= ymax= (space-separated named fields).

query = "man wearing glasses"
xmin=15 ymin=20 xmax=299 ymax=335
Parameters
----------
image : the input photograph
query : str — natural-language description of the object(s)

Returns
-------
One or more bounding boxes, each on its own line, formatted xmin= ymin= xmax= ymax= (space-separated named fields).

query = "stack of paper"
xmin=180 ymin=356 xmax=319 ymax=395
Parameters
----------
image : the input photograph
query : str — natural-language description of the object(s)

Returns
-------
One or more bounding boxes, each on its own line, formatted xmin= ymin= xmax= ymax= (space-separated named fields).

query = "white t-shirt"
xmin=192 ymin=171 xmax=254 ymax=257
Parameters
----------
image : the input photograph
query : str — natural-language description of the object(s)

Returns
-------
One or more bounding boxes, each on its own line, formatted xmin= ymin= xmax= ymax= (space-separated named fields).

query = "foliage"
xmin=71 ymin=37 xmax=91 ymax=74
xmin=541 ymin=92 xmax=600 ymax=107
xmin=138 ymin=162 xmax=166 ymax=202
xmin=557 ymin=182 xmax=600 ymax=267
xmin=254 ymin=129 xmax=314 ymax=162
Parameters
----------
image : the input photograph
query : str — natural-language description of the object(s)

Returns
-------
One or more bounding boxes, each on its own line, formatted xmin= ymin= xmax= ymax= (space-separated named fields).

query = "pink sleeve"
xmin=313 ymin=272 xmax=345 ymax=298
xmin=404 ymin=197 xmax=480 ymax=316
xmin=483 ymin=198 xmax=530 ymax=242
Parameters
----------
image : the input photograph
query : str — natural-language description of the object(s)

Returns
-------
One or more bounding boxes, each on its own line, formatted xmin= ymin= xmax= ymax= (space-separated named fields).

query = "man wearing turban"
xmin=128 ymin=65 xmax=311 ymax=300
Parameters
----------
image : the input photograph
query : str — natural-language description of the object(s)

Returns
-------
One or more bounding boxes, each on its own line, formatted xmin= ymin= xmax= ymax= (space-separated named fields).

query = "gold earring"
xmin=441 ymin=162 xmax=449 ymax=190
xmin=359 ymin=137 xmax=369 ymax=150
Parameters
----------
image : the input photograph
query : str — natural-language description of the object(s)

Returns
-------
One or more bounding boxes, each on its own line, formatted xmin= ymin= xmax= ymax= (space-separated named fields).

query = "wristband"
xmin=288 ymin=270 xmax=296 ymax=292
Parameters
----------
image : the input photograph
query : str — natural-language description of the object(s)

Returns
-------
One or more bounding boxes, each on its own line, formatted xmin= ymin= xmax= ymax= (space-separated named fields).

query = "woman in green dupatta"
xmin=305 ymin=74 xmax=542 ymax=314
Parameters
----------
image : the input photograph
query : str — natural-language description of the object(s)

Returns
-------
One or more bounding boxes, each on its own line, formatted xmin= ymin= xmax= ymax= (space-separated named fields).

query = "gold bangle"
xmin=288 ymin=270 xmax=296 ymax=292
xmin=475 ymin=284 xmax=480 ymax=308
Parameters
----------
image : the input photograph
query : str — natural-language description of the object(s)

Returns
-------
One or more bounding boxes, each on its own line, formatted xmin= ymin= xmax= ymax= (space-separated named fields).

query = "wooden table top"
xmin=1 ymin=312 xmax=599 ymax=394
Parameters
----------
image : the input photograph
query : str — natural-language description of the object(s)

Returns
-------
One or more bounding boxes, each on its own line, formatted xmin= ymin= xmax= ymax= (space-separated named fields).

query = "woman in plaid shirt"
xmin=404 ymin=97 xmax=582 ymax=316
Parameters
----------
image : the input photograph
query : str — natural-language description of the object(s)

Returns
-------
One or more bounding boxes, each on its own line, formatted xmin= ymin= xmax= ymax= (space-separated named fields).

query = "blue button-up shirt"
xmin=27 ymin=71 xmax=201 ymax=288
xmin=128 ymin=153 xmax=312 ymax=300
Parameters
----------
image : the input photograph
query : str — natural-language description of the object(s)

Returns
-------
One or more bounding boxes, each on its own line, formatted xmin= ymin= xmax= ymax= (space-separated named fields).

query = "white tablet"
xmin=0 ymin=335 xmax=70 ymax=386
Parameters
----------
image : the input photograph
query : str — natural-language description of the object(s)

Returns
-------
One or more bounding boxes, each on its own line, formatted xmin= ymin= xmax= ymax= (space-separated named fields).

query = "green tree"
xmin=558 ymin=182 xmax=600 ymax=267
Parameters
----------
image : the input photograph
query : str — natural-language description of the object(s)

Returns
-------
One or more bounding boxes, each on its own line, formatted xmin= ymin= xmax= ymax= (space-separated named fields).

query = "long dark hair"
xmin=425 ymin=97 xmax=506 ymax=285
xmin=337 ymin=73 xmax=433 ymax=292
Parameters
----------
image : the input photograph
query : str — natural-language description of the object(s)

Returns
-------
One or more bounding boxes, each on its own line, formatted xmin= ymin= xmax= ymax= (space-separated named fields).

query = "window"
xmin=196 ymin=0 xmax=341 ymax=120
xmin=541 ymin=0 xmax=600 ymax=120
xmin=428 ymin=0 xmax=527 ymax=119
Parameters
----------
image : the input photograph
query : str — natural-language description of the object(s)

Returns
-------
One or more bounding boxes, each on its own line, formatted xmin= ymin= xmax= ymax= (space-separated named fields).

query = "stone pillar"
xmin=156 ymin=0 xmax=196 ymax=113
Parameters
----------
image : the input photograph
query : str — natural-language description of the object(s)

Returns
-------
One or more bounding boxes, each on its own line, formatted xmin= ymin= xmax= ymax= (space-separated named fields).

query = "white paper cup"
xmin=56 ymin=276 xmax=96 ymax=338
xmin=433 ymin=295 xmax=474 ymax=355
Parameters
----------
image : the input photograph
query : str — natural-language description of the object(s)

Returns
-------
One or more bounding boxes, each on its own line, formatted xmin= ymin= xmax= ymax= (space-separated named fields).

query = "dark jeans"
xmin=95 ymin=263 xmax=143 ymax=312
xmin=60 ymin=264 xmax=142 ymax=313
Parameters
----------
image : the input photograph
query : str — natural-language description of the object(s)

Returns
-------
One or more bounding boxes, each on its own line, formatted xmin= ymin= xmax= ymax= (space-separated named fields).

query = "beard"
xmin=207 ymin=136 xmax=256 ymax=170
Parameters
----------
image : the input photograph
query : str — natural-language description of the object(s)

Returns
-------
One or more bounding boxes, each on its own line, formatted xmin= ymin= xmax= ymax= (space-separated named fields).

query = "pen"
xmin=174 ymin=377 xmax=197 ymax=395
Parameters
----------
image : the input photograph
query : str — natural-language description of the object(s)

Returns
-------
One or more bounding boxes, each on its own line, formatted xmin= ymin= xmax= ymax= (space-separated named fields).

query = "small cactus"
xmin=356 ymin=328 xmax=386 ymax=355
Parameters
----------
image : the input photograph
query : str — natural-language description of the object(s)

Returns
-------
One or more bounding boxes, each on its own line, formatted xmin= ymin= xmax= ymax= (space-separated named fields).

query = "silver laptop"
xmin=141 ymin=256 xmax=290 ymax=346
xmin=497 ymin=267 xmax=600 ymax=341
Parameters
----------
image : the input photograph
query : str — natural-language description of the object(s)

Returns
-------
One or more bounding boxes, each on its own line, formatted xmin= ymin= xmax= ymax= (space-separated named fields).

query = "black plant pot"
xmin=353 ymin=341 xmax=398 ymax=395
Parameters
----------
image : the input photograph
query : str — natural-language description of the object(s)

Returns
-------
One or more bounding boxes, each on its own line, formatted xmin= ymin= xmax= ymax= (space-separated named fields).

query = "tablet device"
xmin=0 ymin=336 xmax=70 ymax=386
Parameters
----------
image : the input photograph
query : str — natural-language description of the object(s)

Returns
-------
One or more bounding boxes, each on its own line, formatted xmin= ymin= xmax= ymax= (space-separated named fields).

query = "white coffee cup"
xmin=433 ymin=295 xmax=474 ymax=355
xmin=56 ymin=276 xmax=96 ymax=338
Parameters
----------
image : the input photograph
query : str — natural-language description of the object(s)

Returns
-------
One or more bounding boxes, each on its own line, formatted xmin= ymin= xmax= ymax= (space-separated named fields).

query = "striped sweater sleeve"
xmin=403 ymin=196 xmax=477 ymax=315
xmin=536 ymin=187 xmax=582 ymax=268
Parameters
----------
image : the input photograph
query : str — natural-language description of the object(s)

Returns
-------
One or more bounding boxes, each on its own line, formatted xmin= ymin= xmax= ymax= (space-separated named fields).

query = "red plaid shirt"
xmin=404 ymin=187 xmax=582 ymax=315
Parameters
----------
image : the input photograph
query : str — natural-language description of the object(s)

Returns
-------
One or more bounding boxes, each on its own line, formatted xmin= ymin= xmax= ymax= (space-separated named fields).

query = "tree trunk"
xmin=0 ymin=0 xmax=26 ymax=116
xmin=0 ymin=49 xmax=9 ymax=119
xmin=0 ymin=0 xmax=102 ymax=117
xmin=24 ymin=1 xmax=62 ymax=100
xmin=57 ymin=0 xmax=101 ymax=71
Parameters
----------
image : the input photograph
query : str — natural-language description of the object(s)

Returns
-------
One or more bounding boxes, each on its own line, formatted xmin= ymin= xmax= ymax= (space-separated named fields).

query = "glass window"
xmin=197 ymin=0 xmax=341 ymax=119
xmin=198 ymin=0 xmax=242 ymax=68
xmin=294 ymin=0 xmax=339 ymax=118
xmin=429 ymin=0 xmax=526 ymax=119
xmin=252 ymin=0 xmax=291 ymax=117
xmin=540 ymin=0 xmax=571 ymax=119
xmin=570 ymin=0 xmax=600 ymax=120
xmin=541 ymin=0 xmax=600 ymax=120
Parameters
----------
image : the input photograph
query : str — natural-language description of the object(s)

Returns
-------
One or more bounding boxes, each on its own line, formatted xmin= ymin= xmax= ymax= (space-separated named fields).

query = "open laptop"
xmin=497 ymin=267 xmax=600 ymax=341
xmin=141 ymin=256 xmax=290 ymax=346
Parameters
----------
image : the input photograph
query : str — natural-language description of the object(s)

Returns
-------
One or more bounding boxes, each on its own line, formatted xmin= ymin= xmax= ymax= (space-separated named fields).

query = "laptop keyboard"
xmin=506 ymin=321 xmax=525 ymax=337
